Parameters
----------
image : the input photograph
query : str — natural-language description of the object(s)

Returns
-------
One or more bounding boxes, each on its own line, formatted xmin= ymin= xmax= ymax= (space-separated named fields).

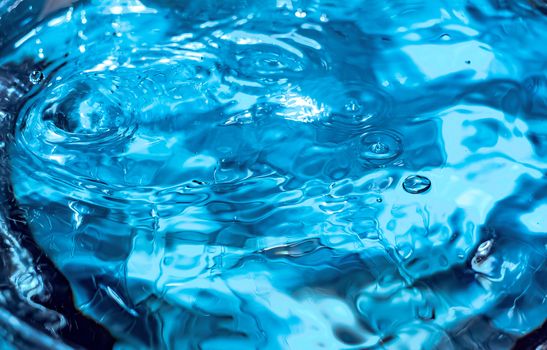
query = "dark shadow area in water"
xmin=0 ymin=59 xmax=115 ymax=349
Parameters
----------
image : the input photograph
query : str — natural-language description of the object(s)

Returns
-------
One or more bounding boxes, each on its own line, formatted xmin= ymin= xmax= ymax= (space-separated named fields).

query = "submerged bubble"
xmin=29 ymin=70 xmax=44 ymax=84
xmin=402 ymin=175 xmax=431 ymax=194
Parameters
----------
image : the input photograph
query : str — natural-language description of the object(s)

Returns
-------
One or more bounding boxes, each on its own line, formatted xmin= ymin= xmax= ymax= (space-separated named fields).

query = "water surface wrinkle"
xmin=0 ymin=0 xmax=546 ymax=349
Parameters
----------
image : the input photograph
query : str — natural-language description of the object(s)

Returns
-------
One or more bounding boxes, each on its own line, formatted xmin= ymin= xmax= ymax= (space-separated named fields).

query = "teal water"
xmin=1 ymin=0 xmax=547 ymax=349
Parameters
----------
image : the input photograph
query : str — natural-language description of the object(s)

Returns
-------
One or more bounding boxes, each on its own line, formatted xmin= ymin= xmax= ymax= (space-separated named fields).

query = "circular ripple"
xmin=358 ymin=129 xmax=403 ymax=166
xmin=18 ymin=72 xmax=137 ymax=153
xmin=219 ymin=22 xmax=329 ymax=92
xmin=237 ymin=46 xmax=306 ymax=79
xmin=318 ymin=81 xmax=394 ymax=139
xmin=14 ymin=45 xmax=226 ymax=192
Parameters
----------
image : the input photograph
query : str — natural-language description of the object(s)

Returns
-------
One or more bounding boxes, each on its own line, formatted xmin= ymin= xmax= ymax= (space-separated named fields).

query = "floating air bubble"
xmin=29 ymin=70 xmax=44 ymax=84
xmin=402 ymin=175 xmax=431 ymax=194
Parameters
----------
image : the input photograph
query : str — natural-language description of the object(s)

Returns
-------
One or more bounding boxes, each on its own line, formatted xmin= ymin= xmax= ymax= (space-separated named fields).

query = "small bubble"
xmin=402 ymin=175 xmax=431 ymax=194
xmin=376 ymin=197 xmax=383 ymax=203
xmin=295 ymin=9 xmax=307 ymax=18
xmin=29 ymin=70 xmax=44 ymax=84
xmin=440 ymin=34 xmax=451 ymax=41
xmin=320 ymin=13 xmax=329 ymax=22
xmin=465 ymin=60 xmax=471 ymax=64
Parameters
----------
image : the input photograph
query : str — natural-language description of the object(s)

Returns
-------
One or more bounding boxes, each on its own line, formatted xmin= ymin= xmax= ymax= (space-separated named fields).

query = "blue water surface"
xmin=1 ymin=0 xmax=547 ymax=349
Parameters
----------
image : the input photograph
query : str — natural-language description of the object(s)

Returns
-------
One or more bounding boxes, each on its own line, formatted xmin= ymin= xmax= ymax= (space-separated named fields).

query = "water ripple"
xmin=0 ymin=0 xmax=546 ymax=349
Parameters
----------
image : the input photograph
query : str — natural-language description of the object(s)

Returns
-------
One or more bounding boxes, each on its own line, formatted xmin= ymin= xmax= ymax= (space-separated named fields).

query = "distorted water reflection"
xmin=0 ymin=0 xmax=546 ymax=349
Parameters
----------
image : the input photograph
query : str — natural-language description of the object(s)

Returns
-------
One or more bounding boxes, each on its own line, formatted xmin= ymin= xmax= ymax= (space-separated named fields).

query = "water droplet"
xmin=370 ymin=141 xmax=389 ymax=154
xmin=402 ymin=175 xmax=431 ymax=194
xmin=440 ymin=34 xmax=451 ymax=41
xmin=359 ymin=130 xmax=402 ymax=166
xmin=29 ymin=70 xmax=44 ymax=84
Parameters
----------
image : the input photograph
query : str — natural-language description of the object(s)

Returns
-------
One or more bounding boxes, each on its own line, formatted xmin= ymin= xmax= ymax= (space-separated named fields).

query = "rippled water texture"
xmin=1 ymin=0 xmax=547 ymax=349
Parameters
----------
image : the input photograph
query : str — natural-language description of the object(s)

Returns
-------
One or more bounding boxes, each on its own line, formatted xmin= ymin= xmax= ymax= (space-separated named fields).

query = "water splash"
xmin=1 ymin=0 xmax=546 ymax=349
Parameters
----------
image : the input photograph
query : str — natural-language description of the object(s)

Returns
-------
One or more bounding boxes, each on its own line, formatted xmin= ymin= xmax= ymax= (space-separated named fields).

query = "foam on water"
xmin=1 ymin=0 xmax=546 ymax=349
